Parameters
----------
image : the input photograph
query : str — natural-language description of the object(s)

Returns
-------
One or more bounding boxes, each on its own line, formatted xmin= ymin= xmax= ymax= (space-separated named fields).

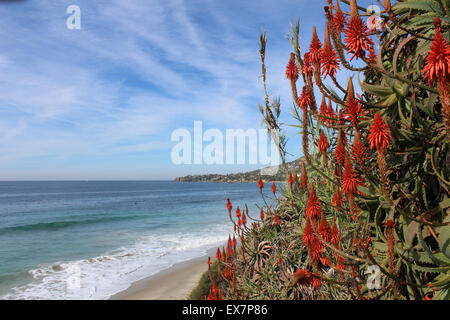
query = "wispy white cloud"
xmin=0 ymin=0 xmax=361 ymax=179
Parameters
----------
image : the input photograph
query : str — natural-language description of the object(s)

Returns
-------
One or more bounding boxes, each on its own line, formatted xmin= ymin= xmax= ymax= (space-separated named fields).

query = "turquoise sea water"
xmin=0 ymin=181 xmax=266 ymax=299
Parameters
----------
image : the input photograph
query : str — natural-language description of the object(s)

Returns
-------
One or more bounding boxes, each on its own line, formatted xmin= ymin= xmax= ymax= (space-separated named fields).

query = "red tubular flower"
xmin=286 ymin=52 xmax=299 ymax=82
xmin=232 ymin=235 xmax=237 ymax=248
xmin=302 ymin=52 xmax=313 ymax=75
xmin=260 ymin=208 xmax=265 ymax=220
xmin=337 ymin=256 xmax=346 ymax=271
xmin=302 ymin=218 xmax=315 ymax=247
xmin=369 ymin=112 xmax=391 ymax=151
xmin=298 ymin=86 xmax=312 ymax=110
xmin=321 ymin=23 xmax=340 ymax=79
xmin=271 ymin=182 xmax=277 ymax=194
xmin=306 ymin=183 xmax=322 ymax=219
xmin=226 ymin=198 xmax=232 ymax=213
xmin=293 ymin=268 xmax=312 ymax=286
xmin=318 ymin=213 xmax=331 ymax=242
xmin=352 ymin=131 xmax=367 ymax=166
xmin=300 ymin=161 xmax=308 ymax=190
xmin=241 ymin=214 xmax=247 ymax=226
xmin=326 ymin=100 xmax=336 ymax=125
xmin=216 ymin=248 xmax=221 ymax=260
xmin=310 ymin=26 xmax=322 ymax=64
xmin=273 ymin=214 xmax=280 ymax=226
xmin=258 ymin=177 xmax=264 ymax=190
xmin=344 ymin=0 xmax=374 ymax=61
xmin=235 ymin=206 xmax=241 ymax=218
xmin=423 ymin=18 xmax=450 ymax=86
xmin=333 ymin=0 xmax=346 ymax=33
xmin=207 ymin=256 xmax=211 ymax=266
xmin=288 ymin=173 xmax=294 ymax=191
xmin=342 ymin=154 xmax=359 ymax=195
xmin=330 ymin=218 xmax=340 ymax=247
xmin=310 ymin=239 xmax=323 ymax=262
xmin=294 ymin=170 xmax=299 ymax=184
xmin=332 ymin=186 xmax=344 ymax=209
xmin=345 ymin=99 xmax=364 ymax=128
xmin=312 ymin=275 xmax=322 ymax=289
xmin=318 ymin=131 xmax=329 ymax=153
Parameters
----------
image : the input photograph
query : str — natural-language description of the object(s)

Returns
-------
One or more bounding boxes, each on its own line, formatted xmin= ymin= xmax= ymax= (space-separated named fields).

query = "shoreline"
xmin=110 ymin=246 xmax=217 ymax=300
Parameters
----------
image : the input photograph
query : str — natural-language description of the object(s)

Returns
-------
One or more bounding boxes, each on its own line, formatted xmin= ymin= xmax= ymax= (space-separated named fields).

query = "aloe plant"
xmin=205 ymin=0 xmax=450 ymax=300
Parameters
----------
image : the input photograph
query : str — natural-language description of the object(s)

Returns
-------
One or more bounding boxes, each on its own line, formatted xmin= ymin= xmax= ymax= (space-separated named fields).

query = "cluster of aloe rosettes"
xmin=205 ymin=0 xmax=449 ymax=300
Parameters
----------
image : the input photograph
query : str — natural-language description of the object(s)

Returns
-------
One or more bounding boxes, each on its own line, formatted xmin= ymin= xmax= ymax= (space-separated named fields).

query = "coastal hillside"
xmin=174 ymin=158 xmax=305 ymax=183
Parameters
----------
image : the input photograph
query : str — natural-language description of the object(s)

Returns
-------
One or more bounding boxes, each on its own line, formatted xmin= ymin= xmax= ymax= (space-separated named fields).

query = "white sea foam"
xmin=1 ymin=224 xmax=231 ymax=300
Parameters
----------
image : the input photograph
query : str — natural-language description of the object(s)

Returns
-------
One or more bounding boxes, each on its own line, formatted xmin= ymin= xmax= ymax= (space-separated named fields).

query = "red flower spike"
xmin=352 ymin=131 xmax=367 ymax=166
xmin=342 ymin=154 xmax=359 ymax=195
xmin=302 ymin=218 xmax=314 ymax=246
xmin=260 ymin=208 xmax=265 ymax=220
xmin=311 ymin=240 xmax=323 ymax=262
xmin=318 ymin=131 xmax=329 ymax=153
xmin=302 ymin=52 xmax=313 ymax=75
xmin=271 ymin=182 xmax=276 ymax=194
xmin=423 ymin=18 xmax=450 ymax=86
xmin=288 ymin=173 xmax=294 ymax=191
xmin=330 ymin=218 xmax=340 ymax=246
xmin=273 ymin=214 xmax=280 ymax=226
xmin=333 ymin=0 xmax=347 ymax=33
xmin=207 ymin=256 xmax=211 ymax=266
xmin=286 ymin=52 xmax=299 ymax=82
xmin=310 ymin=26 xmax=322 ymax=64
xmin=369 ymin=112 xmax=391 ymax=150
xmin=294 ymin=170 xmax=299 ymax=184
xmin=235 ymin=206 xmax=241 ymax=218
xmin=300 ymin=161 xmax=308 ymax=190
xmin=258 ymin=177 xmax=264 ymax=190
xmin=293 ymin=268 xmax=312 ymax=286
xmin=344 ymin=0 xmax=374 ymax=61
xmin=232 ymin=235 xmax=237 ymax=248
xmin=226 ymin=198 xmax=232 ymax=213
xmin=241 ymin=214 xmax=247 ymax=226
xmin=312 ymin=275 xmax=322 ymax=289
xmin=298 ymin=86 xmax=312 ymax=110
xmin=216 ymin=248 xmax=221 ymax=260
xmin=321 ymin=23 xmax=340 ymax=79
xmin=306 ymin=183 xmax=322 ymax=219
xmin=326 ymin=100 xmax=336 ymax=125
xmin=337 ymin=256 xmax=346 ymax=271
xmin=318 ymin=213 xmax=331 ymax=242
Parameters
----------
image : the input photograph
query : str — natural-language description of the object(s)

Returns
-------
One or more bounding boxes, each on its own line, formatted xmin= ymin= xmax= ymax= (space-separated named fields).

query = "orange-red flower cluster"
xmin=423 ymin=18 xmax=450 ymax=86
xmin=368 ymin=112 xmax=391 ymax=150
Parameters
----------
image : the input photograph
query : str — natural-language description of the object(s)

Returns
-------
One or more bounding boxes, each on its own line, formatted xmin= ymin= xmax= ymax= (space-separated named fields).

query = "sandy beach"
xmin=110 ymin=250 xmax=214 ymax=300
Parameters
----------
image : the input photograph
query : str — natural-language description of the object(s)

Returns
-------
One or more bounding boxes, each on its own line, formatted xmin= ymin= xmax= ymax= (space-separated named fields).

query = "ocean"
xmin=0 ymin=181 xmax=266 ymax=300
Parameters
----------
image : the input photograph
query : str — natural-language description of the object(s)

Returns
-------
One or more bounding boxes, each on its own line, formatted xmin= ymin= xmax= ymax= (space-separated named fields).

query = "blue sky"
xmin=0 ymin=0 xmax=375 ymax=180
